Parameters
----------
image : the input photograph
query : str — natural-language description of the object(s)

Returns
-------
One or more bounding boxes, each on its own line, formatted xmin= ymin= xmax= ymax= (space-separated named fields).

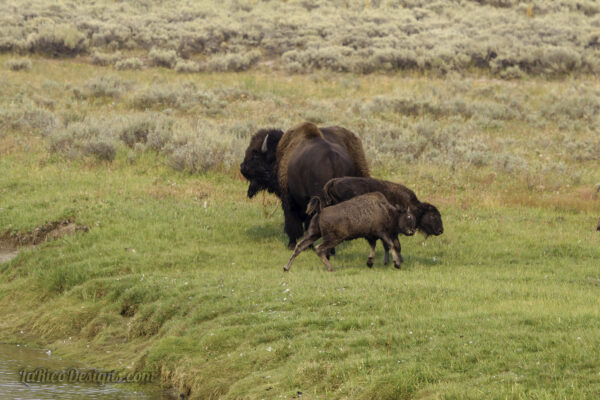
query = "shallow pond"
xmin=0 ymin=344 xmax=174 ymax=399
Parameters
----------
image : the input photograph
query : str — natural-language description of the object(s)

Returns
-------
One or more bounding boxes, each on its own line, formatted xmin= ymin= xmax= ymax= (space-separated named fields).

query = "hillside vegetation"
xmin=1 ymin=0 xmax=599 ymax=76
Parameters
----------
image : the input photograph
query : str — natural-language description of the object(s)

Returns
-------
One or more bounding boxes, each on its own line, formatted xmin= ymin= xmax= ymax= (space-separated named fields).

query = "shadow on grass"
xmin=243 ymin=220 xmax=286 ymax=244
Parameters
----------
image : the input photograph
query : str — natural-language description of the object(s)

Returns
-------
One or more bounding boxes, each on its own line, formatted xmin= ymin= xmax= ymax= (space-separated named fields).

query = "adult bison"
xmin=240 ymin=122 xmax=369 ymax=249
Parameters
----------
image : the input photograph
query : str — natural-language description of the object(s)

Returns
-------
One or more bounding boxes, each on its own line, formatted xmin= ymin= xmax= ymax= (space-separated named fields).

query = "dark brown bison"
xmin=240 ymin=122 xmax=369 ymax=249
xmin=323 ymin=177 xmax=443 ymax=264
xmin=283 ymin=192 xmax=416 ymax=272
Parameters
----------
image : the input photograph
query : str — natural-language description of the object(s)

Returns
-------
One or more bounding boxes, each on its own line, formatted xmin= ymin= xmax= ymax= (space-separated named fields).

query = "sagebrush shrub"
xmin=115 ymin=58 xmax=143 ymax=70
xmin=48 ymin=121 xmax=116 ymax=161
xmin=91 ymin=51 xmax=121 ymax=66
xmin=6 ymin=58 xmax=32 ymax=71
xmin=27 ymin=23 xmax=88 ymax=57
xmin=174 ymin=59 xmax=201 ymax=73
xmin=74 ymin=75 xmax=128 ymax=99
xmin=149 ymin=48 xmax=178 ymax=68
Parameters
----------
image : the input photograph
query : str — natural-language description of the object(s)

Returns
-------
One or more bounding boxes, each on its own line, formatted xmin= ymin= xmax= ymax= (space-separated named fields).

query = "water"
xmin=0 ymin=249 xmax=18 ymax=264
xmin=0 ymin=344 xmax=174 ymax=399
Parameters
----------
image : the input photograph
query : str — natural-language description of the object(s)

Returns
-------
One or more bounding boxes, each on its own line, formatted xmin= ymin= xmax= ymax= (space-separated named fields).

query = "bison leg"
xmin=393 ymin=236 xmax=403 ymax=263
xmin=382 ymin=240 xmax=390 ymax=265
xmin=282 ymin=199 xmax=304 ymax=249
xmin=315 ymin=235 xmax=341 ymax=272
xmin=366 ymin=238 xmax=377 ymax=268
xmin=283 ymin=230 xmax=321 ymax=272
xmin=380 ymin=234 xmax=402 ymax=269
xmin=315 ymin=244 xmax=335 ymax=272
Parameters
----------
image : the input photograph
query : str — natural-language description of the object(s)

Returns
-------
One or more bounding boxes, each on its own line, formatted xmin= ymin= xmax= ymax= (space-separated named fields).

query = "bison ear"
xmin=261 ymin=134 xmax=269 ymax=153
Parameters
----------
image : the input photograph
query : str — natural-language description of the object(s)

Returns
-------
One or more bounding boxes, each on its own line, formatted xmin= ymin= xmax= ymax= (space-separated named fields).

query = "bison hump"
xmin=275 ymin=123 xmax=369 ymax=196
xmin=276 ymin=122 xmax=325 ymax=192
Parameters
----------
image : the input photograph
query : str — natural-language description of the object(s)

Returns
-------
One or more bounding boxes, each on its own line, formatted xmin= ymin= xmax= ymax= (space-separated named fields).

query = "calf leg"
xmin=380 ymin=234 xmax=402 ymax=269
xmin=326 ymin=247 xmax=335 ymax=259
xmin=393 ymin=236 xmax=403 ymax=263
xmin=283 ymin=232 xmax=320 ymax=272
xmin=366 ymin=238 xmax=377 ymax=268
xmin=382 ymin=240 xmax=391 ymax=265
xmin=315 ymin=244 xmax=335 ymax=271
xmin=315 ymin=236 xmax=341 ymax=272
xmin=283 ymin=219 xmax=321 ymax=272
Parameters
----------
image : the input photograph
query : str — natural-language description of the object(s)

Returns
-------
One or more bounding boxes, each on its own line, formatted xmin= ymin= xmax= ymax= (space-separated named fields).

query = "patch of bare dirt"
xmin=0 ymin=219 xmax=89 ymax=263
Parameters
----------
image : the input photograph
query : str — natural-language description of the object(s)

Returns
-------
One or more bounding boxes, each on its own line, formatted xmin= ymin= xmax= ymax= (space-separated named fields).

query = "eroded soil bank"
xmin=0 ymin=219 xmax=88 ymax=264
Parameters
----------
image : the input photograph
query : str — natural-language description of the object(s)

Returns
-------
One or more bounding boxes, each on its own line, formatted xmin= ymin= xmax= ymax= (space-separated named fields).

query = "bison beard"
xmin=240 ymin=123 xmax=369 ymax=249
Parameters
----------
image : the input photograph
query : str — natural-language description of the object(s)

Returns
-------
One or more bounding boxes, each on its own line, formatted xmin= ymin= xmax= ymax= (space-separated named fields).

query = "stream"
xmin=0 ymin=344 xmax=174 ymax=399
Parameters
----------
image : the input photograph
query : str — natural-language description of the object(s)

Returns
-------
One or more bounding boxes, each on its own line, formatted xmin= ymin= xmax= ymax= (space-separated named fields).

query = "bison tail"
xmin=322 ymin=179 xmax=336 ymax=206
xmin=306 ymin=196 xmax=322 ymax=216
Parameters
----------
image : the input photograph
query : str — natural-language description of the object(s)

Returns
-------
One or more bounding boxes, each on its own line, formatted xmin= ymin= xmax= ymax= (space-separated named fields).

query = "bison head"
xmin=240 ymin=129 xmax=284 ymax=198
xmin=418 ymin=203 xmax=443 ymax=236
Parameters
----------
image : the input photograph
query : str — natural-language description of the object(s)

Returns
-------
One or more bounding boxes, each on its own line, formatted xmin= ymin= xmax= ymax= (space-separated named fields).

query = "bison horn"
xmin=261 ymin=134 xmax=269 ymax=153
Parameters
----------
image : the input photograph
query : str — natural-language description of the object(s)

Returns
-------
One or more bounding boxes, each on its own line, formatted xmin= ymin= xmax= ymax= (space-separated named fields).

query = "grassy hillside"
xmin=1 ymin=56 xmax=600 ymax=399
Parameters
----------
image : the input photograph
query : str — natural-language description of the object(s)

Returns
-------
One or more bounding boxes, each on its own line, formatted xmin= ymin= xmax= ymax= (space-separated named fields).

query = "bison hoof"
xmin=366 ymin=259 xmax=374 ymax=268
xmin=394 ymin=262 xmax=402 ymax=269
xmin=283 ymin=265 xmax=289 ymax=272
xmin=287 ymin=241 xmax=296 ymax=250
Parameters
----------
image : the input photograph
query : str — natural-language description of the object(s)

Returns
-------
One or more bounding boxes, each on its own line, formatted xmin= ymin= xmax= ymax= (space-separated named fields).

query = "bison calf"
xmin=283 ymin=192 xmax=416 ymax=272
xmin=324 ymin=177 xmax=443 ymax=264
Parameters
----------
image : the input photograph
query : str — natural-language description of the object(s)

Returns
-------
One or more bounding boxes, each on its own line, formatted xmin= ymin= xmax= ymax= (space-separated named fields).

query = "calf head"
xmin=240 ymin=129 xmax=283 ymax=198
xmin=418 ymin=202 xmax=443 ymax=236
xmin=397 ymin=207 xmax=416 ymax=236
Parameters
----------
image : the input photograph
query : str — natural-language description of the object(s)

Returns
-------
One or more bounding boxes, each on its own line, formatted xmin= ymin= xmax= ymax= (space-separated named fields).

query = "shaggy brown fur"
xmin=276 ymin=122 xmax=324 ymax=193
xmin=276 ymin=122 xmax=369 ymax=194
xmin=283 ymin=192 xmax=416 ymax=272
xmin=320 ymin=126 xmax=370 ymax=178
xmin=241 ymin=122 xmax=370 ymax=248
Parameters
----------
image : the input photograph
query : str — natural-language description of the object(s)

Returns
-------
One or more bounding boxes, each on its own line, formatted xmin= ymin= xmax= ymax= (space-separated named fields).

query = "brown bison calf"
xmin=324 ymin=177 xmax=443 ymax=264
xmin=283 ymin=192 xmax=416 ymax=272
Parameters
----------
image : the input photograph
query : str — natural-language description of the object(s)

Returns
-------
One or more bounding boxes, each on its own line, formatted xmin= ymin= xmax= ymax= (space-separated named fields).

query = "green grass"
xmin=1 ymin=137 xmax=600 ymax=399
xmin=1 ymin=57 xmax=600 ymax=399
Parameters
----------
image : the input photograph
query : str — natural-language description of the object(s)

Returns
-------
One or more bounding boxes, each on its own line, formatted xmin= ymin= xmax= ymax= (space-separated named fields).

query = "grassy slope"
xmin=1 ymin=58 xmax=600 ymax=399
